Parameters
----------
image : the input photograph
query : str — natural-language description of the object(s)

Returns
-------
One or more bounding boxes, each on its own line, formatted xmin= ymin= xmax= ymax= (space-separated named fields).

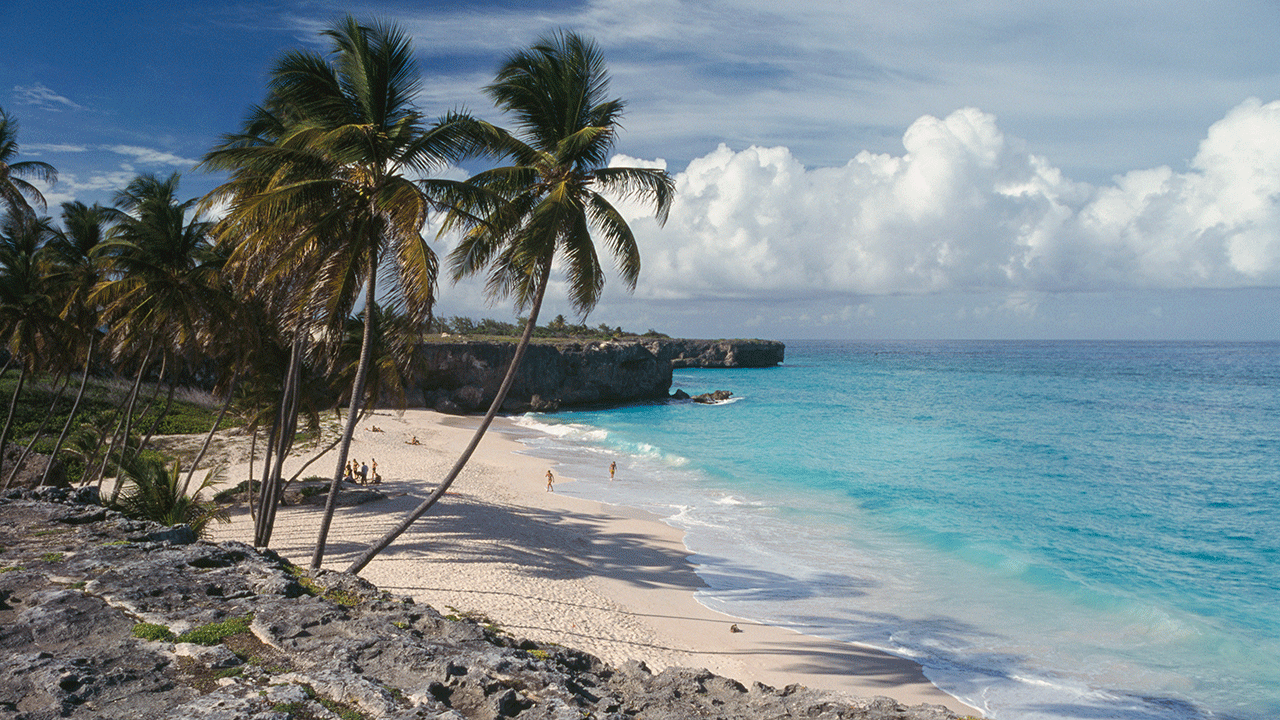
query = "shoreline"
xmin=206 ymin=408 xmax=978 ymax=716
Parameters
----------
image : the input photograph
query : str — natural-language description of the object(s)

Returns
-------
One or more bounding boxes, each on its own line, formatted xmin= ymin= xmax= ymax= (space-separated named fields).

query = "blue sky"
xmin=5 ymin=0 xmax=1280 ymax=340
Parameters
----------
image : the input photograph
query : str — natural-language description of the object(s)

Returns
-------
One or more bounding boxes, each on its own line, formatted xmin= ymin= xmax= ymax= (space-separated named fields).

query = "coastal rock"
xmin=414 ymin=340 xmax=672 ymax=413
xmin=408 ymin=338 xmax=784 ymax=414
xmin=0 ymin=491 xmax=962 ymax=720
xmin=692 ymin=390 xmax=734 ymax=404
xmin=644 ymin=338 xmax=785 ymax=369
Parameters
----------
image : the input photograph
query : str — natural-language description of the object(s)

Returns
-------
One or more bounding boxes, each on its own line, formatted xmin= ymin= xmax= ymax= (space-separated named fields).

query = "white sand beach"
xmin=205 ymin=408 xmax=976 ymax=716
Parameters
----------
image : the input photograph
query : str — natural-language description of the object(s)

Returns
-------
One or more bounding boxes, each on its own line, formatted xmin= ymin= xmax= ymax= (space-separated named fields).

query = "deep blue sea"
xmin=505 ymin=340 xmax=1279 ymax=720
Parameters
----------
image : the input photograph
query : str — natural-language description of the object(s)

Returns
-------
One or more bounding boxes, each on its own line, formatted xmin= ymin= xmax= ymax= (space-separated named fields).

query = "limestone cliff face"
xmin=414 ymin=340 xmax=671 ymax=413
xmin=642 ymin=338 xmax=785 ymax=369
xmin=411 ymin=338 xmax=784 ymax=414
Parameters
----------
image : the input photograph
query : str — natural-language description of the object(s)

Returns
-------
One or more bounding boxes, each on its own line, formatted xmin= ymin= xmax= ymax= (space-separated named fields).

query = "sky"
xmin=4 ymin=0 xmax=1280 ymax=340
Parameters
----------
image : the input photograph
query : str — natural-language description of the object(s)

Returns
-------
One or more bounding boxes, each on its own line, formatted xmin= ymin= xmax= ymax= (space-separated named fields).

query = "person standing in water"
xmin=610 ymin=461 xmax=616 ymax=480
xmin=546 ymin=469 xmax=554 ymax=492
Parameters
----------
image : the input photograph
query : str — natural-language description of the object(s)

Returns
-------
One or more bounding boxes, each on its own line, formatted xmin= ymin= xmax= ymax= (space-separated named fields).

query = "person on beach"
xmin=343 ymin=462 xmax=353 ymax=483
xmin=610 ymin=461 xmax=616 ymax=480
xmin=546 ymin=469 xmax=554 ymax=492
xmin=371 ymin=458 xmax=380 ymax=483
xmin=360 ymin=462 xmax=369 ymax=484
xmin=408 ymin=435 xmax=420 ymax=445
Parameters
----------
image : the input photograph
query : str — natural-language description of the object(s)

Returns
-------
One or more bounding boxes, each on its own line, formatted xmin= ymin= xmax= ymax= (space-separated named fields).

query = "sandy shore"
xmin=206 ymin=408 xmax=976 ymax=716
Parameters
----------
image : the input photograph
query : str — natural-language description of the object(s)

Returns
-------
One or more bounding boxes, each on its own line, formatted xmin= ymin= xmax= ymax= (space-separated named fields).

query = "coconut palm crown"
xmin=0 ymin=107 xmax=58 ymax=215
xmin=346 ymin=30 xmax=673 ymax=575
xmin=443 ymin=30 xmax=674 ymax=315
xmin=202 ymin=15 xmax=499 ymax=563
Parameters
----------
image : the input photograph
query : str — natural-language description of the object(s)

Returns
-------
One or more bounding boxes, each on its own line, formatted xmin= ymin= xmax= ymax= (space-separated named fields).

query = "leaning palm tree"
xmin=202 ymin=15 xmax=494 ymax=563
xmin=346 ymin=31 xmax=674 ymax=574
xmin=0 ymin=107 xmax=57 ymax=215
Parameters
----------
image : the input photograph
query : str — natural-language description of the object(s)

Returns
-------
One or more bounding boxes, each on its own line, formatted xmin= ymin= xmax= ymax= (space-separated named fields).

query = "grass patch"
xmin=175 ymin=614 xmax=253 ymax=645
xmin=40 ymin=552 xmax=65 ymax=563
xmin=0 ymin=566 xmax=24 ymax=573
xmin=132 ymin=623 xmax=176 ymax=642
xmin=285 ymin=564 xmax=362 ymax=607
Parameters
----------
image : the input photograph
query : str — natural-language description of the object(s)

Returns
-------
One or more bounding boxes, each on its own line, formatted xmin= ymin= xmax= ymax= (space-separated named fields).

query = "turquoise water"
xmin=508 ymin=340 xmax=1280 ymax=720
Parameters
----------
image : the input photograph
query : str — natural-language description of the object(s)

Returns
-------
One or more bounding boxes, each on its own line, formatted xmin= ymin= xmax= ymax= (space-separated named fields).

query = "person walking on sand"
xmin=610 ymin=461 xmax=616 ymax=481
xmin=546 ymin=469 xmax=554 ymax=492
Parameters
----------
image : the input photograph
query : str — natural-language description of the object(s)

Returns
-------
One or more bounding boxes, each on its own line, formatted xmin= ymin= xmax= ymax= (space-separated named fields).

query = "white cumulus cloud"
xmin=613 ymin=98 xmax=1280 ymax=301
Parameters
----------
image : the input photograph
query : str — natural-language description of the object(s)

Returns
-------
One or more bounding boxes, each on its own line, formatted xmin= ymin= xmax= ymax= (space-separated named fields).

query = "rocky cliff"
xmin=642 ymin=339 xmax=785 ymax=369
xmin=412 ymin=338 xmax=783 ymax=414
xmin=0 ymin=488 xmax=960 ymax=720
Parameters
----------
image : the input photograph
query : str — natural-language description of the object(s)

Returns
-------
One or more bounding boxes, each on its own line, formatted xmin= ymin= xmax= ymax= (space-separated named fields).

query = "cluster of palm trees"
xmin=1 ymin=15 xmax=673 ymax=573
xmin=1 ymin=106 xmax=232 ymax=505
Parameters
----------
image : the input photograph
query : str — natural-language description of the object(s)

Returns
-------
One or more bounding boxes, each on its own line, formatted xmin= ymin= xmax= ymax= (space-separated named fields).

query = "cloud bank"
xmin=613 ymin=98 xmax=1280 ymax=301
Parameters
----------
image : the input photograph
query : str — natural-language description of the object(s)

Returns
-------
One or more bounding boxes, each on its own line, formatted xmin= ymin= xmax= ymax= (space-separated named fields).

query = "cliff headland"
xmin=415 ymin=338 xmax=784 ymax=413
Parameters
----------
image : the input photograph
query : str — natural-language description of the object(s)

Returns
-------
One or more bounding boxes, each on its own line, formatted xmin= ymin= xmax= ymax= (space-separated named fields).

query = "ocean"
xmin=503 ymin=340 xmax=1279 ymax=720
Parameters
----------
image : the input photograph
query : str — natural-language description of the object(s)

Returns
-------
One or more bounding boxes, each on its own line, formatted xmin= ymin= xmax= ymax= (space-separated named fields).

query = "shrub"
xmin=110 ymin=457 xmax=229 ymax=537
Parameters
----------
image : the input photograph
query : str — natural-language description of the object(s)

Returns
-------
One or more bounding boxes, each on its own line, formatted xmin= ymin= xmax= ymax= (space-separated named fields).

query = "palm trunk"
xmin=127 ymin=352 xmax=169 ymax=461
xmin=255 ymin=335 xmax=301 ymax=547
xmin=0 ymin=365 xmax=29 ymax=490
xmin=136 ymin=378 xmax=178 ymax=459
xmin=184 ymin=375 xmax=237 ymax=490
xmin=43 ymin=336 xmax=95 ymax=487
xmin=6 ymin=371 xmax=70 ymax=488
xmin=103 ymin=340 xmax=155 ymax=503
xmin=261 ymin=337 xmax=303 ymax=547
xmin=312 ymin=254 xmax=379 ymax=570
xmin=345 ymin=258 xmax=552 ymax=575
xmin=253 ymin=413 xmax=281 ymax=545
xmin=246 ymin=426 xmax=258 ymax=519
xmin=285 ymin=433 xmax=344 ymax=486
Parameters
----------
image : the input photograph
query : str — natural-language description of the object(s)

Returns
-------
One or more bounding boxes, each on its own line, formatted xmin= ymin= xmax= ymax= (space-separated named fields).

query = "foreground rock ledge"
xmin=0 ymin=488 xmax=960 ymax=720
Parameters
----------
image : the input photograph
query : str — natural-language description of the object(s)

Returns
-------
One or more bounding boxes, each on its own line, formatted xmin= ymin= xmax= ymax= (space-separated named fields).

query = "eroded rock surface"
xmin=0 ymin=487 xmax=958 ymax=720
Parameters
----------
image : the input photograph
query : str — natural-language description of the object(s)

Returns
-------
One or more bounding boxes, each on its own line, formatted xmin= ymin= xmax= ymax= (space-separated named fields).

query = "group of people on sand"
xmin=344 ymin=458 xmax=381 ymax=485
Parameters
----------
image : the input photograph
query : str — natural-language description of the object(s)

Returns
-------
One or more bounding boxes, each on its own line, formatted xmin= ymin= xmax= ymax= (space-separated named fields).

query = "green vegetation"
xmin=39 ymin=552 xmax=64 ymax=563
xmin=109 ymin=456 xmax=229 ymax=537
xmin=284 ymin=564 xmax=363 ymax=607
xmin=132 ymin=622 xmax=176 ymax=642
xmin=0 ymin=15 xmax=672 ymax=575
xmin=0 ymin=565 xmax=24 ymax=573
xmin=174 ymin=614 xmax=253 ymax=645
xmin=429 ymin=315 xmax=668 ymax=341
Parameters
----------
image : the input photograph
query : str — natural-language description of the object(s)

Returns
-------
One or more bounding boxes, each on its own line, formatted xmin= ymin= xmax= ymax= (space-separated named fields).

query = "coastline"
xmin=206 ymin=408 xmax=977 ymax=716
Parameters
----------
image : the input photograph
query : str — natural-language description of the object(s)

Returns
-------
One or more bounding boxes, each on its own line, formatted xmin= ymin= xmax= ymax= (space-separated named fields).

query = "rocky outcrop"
xmin=410 ymin=338 xmax=784 ymax=414
xmin=415 ymin=340 xmax=671 ymax=414
xmin=0 ymin=489 xmax=960 ymax=720
xmin=644 ymin=339 xmax=785 ymax=369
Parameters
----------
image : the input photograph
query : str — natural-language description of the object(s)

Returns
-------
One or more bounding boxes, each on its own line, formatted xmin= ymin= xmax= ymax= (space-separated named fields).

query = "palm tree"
xmin=0 ymin=107 xmax=57 ymax=215
xmin=40 ymin=201 xmax=114 ymax=485
xmin=90 ymin=173 xmax=224 ymax=489
xmin=0 ymin=211 xmax=66 ymax=486
xmin=346 ymin=31 xmax=674 ymax=574
xmin=202 ymin=15 xmax=494 ymax=564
